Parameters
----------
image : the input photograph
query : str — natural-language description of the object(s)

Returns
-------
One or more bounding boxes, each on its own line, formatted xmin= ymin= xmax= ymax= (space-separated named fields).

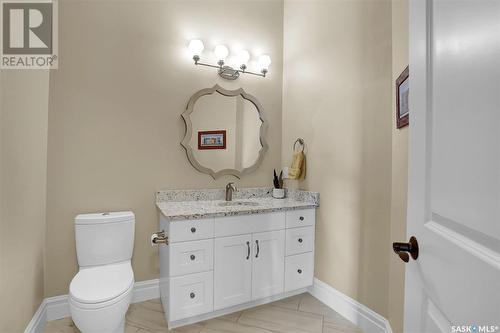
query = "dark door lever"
xmin=393 ymin=236 xmax=419 ymax=262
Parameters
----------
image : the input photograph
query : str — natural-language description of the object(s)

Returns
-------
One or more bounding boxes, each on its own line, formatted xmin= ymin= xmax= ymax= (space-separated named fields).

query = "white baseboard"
xmin=308 ymin=278 xmax=393 ymax=333
xmin=26 ymin=277 xmax=393 ymax=333
xmin=45 ymin=295 xmax=69 ymax=321
xmin=23 ymin=300 xmax=47 ymax=333
xmin=132 ymin=278 xmax=160 ymax=303
xmin=24 ymin=279 xmax=161 ymax=333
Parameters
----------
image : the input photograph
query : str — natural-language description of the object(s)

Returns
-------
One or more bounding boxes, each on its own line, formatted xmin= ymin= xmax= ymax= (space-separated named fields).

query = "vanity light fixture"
xmin=188 ymin=39 xmax=270 ymax=80
xmin=258 ymin=54 xmax=271 ymax=76
xmin=214 ymin=44 xmax=229 ymax=65
xmin=238 ymin=49 xmax=251 ymax=71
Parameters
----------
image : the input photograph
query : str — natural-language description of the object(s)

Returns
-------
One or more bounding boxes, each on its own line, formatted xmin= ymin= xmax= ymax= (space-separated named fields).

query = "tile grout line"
xmin=233 ymin=317 xmax=283 ymax=333
xmin=236 ymin=307 xmax=285 ymax=333
xmin=298 ymin=294 xmax=304 ymax=312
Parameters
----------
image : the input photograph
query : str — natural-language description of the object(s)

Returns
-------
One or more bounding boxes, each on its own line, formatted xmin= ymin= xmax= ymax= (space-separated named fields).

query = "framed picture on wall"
xmin=198 ymin=130 xmax=226 ymax=150
xmin=396 ymin=66 xmax=409 ymax=129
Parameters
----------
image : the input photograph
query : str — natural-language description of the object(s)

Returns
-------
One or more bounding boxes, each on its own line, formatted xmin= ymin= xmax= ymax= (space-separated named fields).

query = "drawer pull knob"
xmin=190 ymin=292 xmax=195 ymax=299
xmin=297 ymin=269 xmax=302 ymax=274
xmin=298 ymin=238 xmax=303 ymax=243
xmin=190 ymin=254 xmax=195 ymax=261
xmin=299 ymin=216 xmax=304 ymax=221
xmin=191 ymin=227 xmax=196 ymax=233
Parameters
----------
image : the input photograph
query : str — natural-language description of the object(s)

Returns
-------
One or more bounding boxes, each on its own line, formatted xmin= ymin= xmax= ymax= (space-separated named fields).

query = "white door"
xmin=213 ymin=234 xmax=252 ymax=310
xmin=404 ymin=0 xmax=500 ymax=332
xmin=252 ymin=230 xmax=285 ymax=300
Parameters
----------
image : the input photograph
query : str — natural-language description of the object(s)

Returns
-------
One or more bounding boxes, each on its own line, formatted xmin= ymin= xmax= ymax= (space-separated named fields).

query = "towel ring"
xmin=293 ymin=138 xmax=305 ymax=152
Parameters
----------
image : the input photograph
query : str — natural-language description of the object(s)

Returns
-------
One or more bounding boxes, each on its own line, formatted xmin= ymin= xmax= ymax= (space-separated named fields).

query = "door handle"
xmin=255 ymin=240 xmax=260 ymax=258
xmin=393 ymin=236 xmax=419 ymax=262
xmin=246 ymin=241 xmax=250 ymax=260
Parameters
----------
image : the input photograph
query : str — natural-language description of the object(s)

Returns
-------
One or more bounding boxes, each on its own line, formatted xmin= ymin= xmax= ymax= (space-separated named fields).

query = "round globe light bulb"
xmin=214 ymin=44 xmax=229 ymax=61
xmin=188 ymin=39 xmax=204 ymax=56
xmin=238 ymin=50 xmax=251 ymax=65
xmin=258 ymin=54 xmax=272 ymax=69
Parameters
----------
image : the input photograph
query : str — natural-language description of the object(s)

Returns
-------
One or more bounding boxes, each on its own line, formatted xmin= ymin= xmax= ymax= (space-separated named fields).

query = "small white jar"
xmin=272 ymin=188 xmax=285 ymax=199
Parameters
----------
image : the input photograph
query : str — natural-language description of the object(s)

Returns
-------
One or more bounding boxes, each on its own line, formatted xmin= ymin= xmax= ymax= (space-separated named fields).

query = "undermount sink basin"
xmin=218 ymin=201 xmax=260 ymax=207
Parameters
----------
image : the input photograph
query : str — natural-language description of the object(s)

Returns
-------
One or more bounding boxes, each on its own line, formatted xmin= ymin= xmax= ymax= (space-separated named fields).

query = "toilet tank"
xmin=75 ymin=211 xmax=135 ymax=267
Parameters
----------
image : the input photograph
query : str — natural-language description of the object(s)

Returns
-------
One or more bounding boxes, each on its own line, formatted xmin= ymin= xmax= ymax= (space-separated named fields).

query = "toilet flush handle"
xmin=151 ymin=230 xmax=169 ymax=246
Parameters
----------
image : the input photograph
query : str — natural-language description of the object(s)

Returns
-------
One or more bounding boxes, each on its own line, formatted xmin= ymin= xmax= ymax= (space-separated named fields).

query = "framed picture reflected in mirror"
xmin=198 ymin=130 xmax=226 ymax=150
xmin=396 ymin=66 xmax=409 ymax=129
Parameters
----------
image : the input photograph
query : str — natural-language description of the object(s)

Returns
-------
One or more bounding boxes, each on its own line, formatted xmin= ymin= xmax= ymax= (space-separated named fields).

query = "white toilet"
xmin=69 ymin=211 xmax=135 ymax=333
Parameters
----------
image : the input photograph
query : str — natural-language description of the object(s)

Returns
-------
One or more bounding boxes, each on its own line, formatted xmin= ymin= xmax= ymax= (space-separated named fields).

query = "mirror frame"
xmin=181 ymin=84 xmax=268 ymax=179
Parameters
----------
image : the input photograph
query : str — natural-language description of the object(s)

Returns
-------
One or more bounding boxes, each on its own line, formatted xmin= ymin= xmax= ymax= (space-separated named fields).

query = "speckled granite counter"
xmin=155 ymin=187 xmax=319 ymax=220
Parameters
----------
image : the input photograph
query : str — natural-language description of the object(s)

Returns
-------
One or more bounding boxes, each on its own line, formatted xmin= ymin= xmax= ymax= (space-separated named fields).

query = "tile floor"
xmin=43 ymin=293 xmax=363 ymax=333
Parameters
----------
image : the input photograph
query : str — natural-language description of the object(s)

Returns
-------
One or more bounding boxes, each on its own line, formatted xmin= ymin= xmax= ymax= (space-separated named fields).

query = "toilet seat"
xmin=70 ymin=281 xmax=133 ymax=310
xmin=70 ymin=261 xmax=134 ymax=307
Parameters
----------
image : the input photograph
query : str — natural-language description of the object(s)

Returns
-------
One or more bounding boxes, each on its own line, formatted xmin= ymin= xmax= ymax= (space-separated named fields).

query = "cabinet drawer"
xmin=169 ymin=218 xmax=214 ymax=242
xmin=169 ymin=271 xmax=213 ymax=321
xmin=286 ymin=226 xmax=314 ymax=256
xmin=170 ymin=239 xmax=213 ymax=276
xmin=284 ymin=252 xmax=314 ymax=292
xmin=215 ymin=212 xmax=285 ymax=237
xmin=286 ymin=209 xmax=315 ymax=228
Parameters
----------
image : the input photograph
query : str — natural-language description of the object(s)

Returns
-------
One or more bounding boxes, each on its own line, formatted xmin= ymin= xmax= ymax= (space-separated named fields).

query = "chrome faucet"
xmin=225 ymin=182 xmax=238 ymax=201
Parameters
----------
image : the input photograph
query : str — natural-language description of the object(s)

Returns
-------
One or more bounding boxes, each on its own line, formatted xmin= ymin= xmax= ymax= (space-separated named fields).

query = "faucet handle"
xmin=226 ymin=182 xmax=237 ymax=191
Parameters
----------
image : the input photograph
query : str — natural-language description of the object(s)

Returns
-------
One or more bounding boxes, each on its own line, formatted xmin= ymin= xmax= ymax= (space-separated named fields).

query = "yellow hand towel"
xmin=289 ymin=151 xmax=306 ymax=180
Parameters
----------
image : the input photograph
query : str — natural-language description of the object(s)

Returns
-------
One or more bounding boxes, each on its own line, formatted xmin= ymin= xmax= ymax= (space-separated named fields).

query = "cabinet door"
xmin=251 ymin=230 xmax=285 ymax=300
xmin=214 ymin=234 xmax=252 ymax=310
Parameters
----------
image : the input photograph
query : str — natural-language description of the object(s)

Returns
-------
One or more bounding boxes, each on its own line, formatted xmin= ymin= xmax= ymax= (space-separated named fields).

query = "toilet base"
xmin=69 ymin=282 xmax=132 ymax=333
xmin=111 ymin=319 xmax=125 ymax=333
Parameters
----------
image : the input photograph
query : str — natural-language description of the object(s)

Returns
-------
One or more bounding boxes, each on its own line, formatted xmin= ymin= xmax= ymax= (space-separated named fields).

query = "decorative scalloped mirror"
xmin=181 ymin=85 xmax=268 ymax=179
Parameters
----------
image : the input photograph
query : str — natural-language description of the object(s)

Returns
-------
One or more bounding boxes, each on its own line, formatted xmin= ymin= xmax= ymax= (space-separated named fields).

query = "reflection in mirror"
xmin=181 ymin=85 xmax=268 ymax=179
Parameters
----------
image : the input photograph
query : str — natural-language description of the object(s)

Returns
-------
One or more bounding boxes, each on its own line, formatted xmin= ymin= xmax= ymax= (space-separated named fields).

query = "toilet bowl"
xmin=69 ymin=261 xmax=134 ymax=333
xmin=69 ymin=212 xmax=135 ymax=333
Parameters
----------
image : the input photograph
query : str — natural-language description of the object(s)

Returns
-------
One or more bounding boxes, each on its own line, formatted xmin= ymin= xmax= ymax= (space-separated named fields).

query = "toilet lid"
xmin=70 ymin=262 xmax=134 ymax=304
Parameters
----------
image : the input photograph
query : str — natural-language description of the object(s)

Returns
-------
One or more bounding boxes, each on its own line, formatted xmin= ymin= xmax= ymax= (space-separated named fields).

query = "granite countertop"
xmin=155 ymin=187 xmax=319 ymax=221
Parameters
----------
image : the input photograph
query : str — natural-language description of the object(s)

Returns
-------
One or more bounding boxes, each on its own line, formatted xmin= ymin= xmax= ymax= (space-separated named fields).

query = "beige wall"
xmin=45 ymin=0 xmax=284 ymax=297
xmin=388 ymin=0 xmax=409 ymax=332
xmin=0 ymin=2 xmax=408 ymax=331
xmin=0 ymin=71 xmax=49 ymax=332
xmin=282 ymin=0 xmax=393 ymax=317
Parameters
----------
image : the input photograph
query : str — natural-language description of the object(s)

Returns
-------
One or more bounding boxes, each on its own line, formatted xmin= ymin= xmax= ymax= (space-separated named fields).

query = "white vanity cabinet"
xmin=159 ymin=208 xmax=315 ymax=329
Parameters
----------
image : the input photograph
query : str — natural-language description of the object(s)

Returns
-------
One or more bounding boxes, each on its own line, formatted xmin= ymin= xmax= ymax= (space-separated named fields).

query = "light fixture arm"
xmin=192 ymin=56 xmax=267 ymax=79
